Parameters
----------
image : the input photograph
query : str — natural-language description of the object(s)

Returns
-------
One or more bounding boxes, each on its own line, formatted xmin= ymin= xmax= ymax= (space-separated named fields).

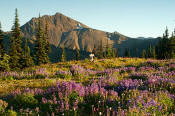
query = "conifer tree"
xmin=0 ymin=53 xmax=10 ymax=71
xmin=0 ymin=22 xmax=4 ymax=56
xmin=156 ymin=27 xmax=170 ymax=59
xmin=92 ymin=44 xmax=97 ymax=56
xmin=124 ymin=48 xmax=130 ymax=57
xmin=23 ymin=38 xmax=34 ymax=67
xmin=76 ymin=48 xmax=80 ymax=61
xmin=142 ymin=49 xmax=147 ymax=58
xmin=106 ymin=40 xmax=112 ymax=58
xmin=35 ymin=14 xmax=48 ymax=65
xmin=61 ymin=46 xmax=66 ymax=62
xmin=41 ymin=21 xmax=50 ymax=64
xmin=148 ymin=44 xmax=153 ymax=58
xmin=169 ymin=31 xmax=175 ymax=59
xmin=153 ymin=48 xmax=156 ymax=59
xmin=112 ymin=48 xmax=116 ymax=58
xmin=10 ymin=8 xmax=23 ymax=70
xmin=115 ymin=48 xmax=118 ymax=58
xmin=97 ymin=40 xmax=103 ymax=59
xmin=44 ymin=21 xmax=51 ymax=55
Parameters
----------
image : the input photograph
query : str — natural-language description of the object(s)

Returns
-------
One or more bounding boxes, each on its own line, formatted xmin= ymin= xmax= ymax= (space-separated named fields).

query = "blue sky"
xmin=0 ymin=0 xmax=175 ymax=38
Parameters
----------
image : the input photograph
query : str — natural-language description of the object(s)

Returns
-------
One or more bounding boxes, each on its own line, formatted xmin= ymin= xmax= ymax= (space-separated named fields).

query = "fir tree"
xmin=165 ymin=26 xmax=169 ymax=39
xmin=44 ymin=21 xmax=51 ymax=55
xmin=142 ymin=49 xmax=147 ymax=58
xmin=9 ymin=8 xmax=23 ymax=70
xmin=23 ymin=38 xmax=34 ymax=67
xmin=156 ymin=27 xmax=171 ymax=59
xmin=97 ymin=40 xmax=103 ymax=59
xmin=106 ymin=40 xmax=112 ymax=58
xmin=112 ymin=48 xmax=116 ymax=58
xmin=61 ymin=46 xmax=66 ymax=62
xmin=153 ymin=48 xmax=156 ymax=59
xmin=0 ymin=22 xmax=4 ymax=56
xmin=35 ymin=14 xmax=48 ymax=65
xmin=124 ymin=48 xmax=130 ymax=57
xmin=76 ymin=48 xmax=80 ymax=61
xmin=169 ymin=32 xmax=175 ymax=59
xmin=0 ymin=53 xmax=10 ymax=71
xmin=92 ymin=44 xmax=97 ymax=56
xmin=148 ymin=44 xmax=153 ymax=58
xmin=115 ymin=48 xmax=118 ymax=58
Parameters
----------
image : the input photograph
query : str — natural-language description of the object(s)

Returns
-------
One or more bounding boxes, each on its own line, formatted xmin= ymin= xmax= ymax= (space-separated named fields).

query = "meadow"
xmin=0 ymin=58 xmax=175 ymax=116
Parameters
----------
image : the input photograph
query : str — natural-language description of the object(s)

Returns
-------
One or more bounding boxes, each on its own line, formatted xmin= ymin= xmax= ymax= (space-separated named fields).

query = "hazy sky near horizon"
xmin=0 ymin=0 xmax=175 ymax=38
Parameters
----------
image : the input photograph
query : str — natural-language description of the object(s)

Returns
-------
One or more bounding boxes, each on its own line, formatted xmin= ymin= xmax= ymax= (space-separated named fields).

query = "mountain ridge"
xmin=3 ymin=12 xmax=159 ymax=62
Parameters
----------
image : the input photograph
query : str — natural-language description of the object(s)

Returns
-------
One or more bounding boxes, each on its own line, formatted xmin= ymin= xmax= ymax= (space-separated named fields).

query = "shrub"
xmin=13 ymin=94 xmax=38 ymax=109
xmin=0 ymin=54 xmax=10 ymax=71
xmin=7 ymin=110 xmax=17 ymax=116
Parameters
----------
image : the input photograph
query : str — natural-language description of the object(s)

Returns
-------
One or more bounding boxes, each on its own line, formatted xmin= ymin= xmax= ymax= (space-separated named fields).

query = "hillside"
xmin=3 ymin=12 xmax=159 ymax=62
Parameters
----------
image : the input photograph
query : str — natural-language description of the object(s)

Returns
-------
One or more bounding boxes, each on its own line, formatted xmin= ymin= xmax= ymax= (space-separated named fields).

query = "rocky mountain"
xmin=3 ymin=12 xmax=159 ymax=62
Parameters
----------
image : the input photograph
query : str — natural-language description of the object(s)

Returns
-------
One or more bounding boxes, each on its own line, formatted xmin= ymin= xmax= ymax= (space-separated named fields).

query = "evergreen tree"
xmin=61 ymin=46 xmax=66 ymax=62
xmin=112 ymin=48 xmax=116 ymax=58
xmin=44 ymin=21 xmax=51 ymax=55
xmin=0 ymin=53 xmax=10 ymax=71
xmin=23 ymin=38 xmax=34 ymax=67
xmin=153 ymin=48 xmax=156 ymax=59
xmin=9 ymin=8 xmax=23 ymax=70
xmin=92 ymin=44 xmax=97 ymax=56
xmin=115 ymin=48 xmax=118 ymax=58
xmin=169 ymin=32 xmax=175 ymax=59
xmin=97 ymin=40 xmax=103 ymax=59
xmin=35 ymin=14 xmax=48 ymax=65
xmin=156 ymin=27 xmax=174 ymax=59
xmin=148 ymin=44 xmax=153 ymax=58
xmin=106 ymin=40 xmax=112 ymax=58
xmin=142 ymin=49 xmax=147 ymax=58
xmin=0 ymin=22 xmax=4 ymax=56
xmin=124 ymin=48 xmax=130 ymax=57
xmin=75 ymin=48 xmax=80 ymax=61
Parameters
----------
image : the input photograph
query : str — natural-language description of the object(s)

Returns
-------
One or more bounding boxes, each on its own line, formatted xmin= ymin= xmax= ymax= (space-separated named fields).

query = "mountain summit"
xmin=2 ymin=12 xmax=158 ymax=61
xmin=20 ymin=12 xmax=130 ymax=52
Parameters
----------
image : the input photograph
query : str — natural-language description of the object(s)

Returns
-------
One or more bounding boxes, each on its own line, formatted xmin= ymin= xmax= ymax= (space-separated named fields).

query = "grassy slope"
xmin=0 ymin=58 xmax=153 ymax=95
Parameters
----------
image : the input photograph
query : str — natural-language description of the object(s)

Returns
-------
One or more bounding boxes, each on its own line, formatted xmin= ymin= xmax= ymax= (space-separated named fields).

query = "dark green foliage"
xmin=92 ymin=45 xmax=97 ymax=56
xmin=148 ymin=44 xmax=153 ymax=58
xmin=61 ymin=46 xmax=66 ymax=62
xmin=153 ymin=48 xmax=156 ymax=59
xmin=124 ymin=48 xmax=130 ymax=57
xmin=0 ymin=22 xmax=4 ymax=56
xmin=9 ymin=8 xmax=23 ymax=70
xmin=0 ymin=53 xmax=10 ymax=71
xmin=142 ymin=49 xmax=147 ymax=58
xmin=115 ymin=48 xmax=118 ymax=58
xmin=112 ymin=48 xmax=116 ymax=58
xmin=156 ymin=27 xmax=175 ymax=59
xmin=76 ymin=48 xmax=80 ymax=61
xmin=22 ymin=38 xmax=34 ymax=68
xmin=106 ymin=40 xmax=112 ymax=58
xmin=43 ymin=21 xmax=50 ymax=58
xmin=97 ymin=40 xmax=103 ymax=59
xmin=35 ymin=14 xmax=49 ymax=65
xmin=13 ymin=94 xmax=38 ymax=109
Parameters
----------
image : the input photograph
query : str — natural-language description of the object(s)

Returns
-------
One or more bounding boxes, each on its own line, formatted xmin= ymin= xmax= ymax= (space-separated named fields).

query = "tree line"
xmin=93 ymin=27 xmax=175 ymax=60
xmin=0 ymin=9 xmax=51 ymax=71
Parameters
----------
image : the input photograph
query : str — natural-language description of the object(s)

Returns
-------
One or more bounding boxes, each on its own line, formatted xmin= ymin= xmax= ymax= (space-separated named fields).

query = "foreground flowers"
xmin=0 ymin=58 xmax=175 ymax=115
